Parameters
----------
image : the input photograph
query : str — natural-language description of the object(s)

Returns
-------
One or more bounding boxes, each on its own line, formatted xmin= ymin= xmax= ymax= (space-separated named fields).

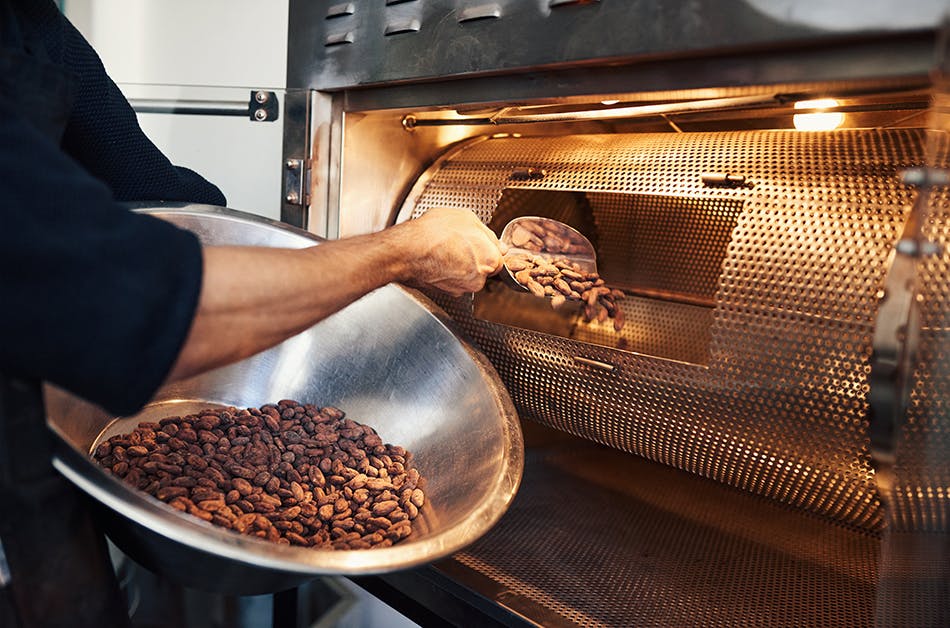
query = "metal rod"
xmin=128 ymin=98 xmax=250 ymax=116
xmin=573 ymin=356 xmax=615 ymax=372
xmin=404 ymin=94 xmax=783 ymax=128
xmin=621 ymin=287 xmax=717 ymax=309
xmin=402 ymin=96 xmax=931 ymax=129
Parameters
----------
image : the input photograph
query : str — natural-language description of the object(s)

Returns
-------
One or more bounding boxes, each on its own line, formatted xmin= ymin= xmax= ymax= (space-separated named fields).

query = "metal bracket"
xmin=866 ymin=167 xmax=945 ymax=506
xmin=284 ymin=158 xmax=309 ymax=206
xmin=510 ymin=167 xmax=546 ymax=181
xmin=249 ymin=90 xmax=279 ymax=122
xmin=701 ymin=172 xmax=752 ymax=188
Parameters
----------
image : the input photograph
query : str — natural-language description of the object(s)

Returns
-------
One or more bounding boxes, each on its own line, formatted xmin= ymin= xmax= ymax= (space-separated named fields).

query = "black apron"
xmin=0 ymin=4 xmax=130 ymax=627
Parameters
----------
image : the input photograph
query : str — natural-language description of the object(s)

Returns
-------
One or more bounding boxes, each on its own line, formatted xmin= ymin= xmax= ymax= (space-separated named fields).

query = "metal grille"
xmin=451 ymin=442 xmax=880 ymax=627
xmin=402 ymin=129 xmax=940 ymax=531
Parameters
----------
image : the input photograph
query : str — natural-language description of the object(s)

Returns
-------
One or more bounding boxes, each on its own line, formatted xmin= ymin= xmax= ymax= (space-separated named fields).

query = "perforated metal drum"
xmin=398 ymin=129 xmax=948 ymax=538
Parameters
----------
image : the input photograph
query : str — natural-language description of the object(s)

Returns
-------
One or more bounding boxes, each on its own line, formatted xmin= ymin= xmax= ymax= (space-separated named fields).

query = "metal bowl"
xmin=45 ymin=204 xmax=523 ymax=595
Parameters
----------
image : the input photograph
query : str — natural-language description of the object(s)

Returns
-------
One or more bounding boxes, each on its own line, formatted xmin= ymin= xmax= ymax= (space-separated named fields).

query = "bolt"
xmin=286 ymin=159 xmax=299 ymax=170
xmin=285 ymin=191 xmax=299 ymax=204
xmin=255 ymin=91 xmax=270 ymax=104
xmin=896 ymin=239 xmax=919 ymax=256
xmin=254 ymin=109 xmax=268 ymax=121
xmin=901 ymin=167 xmax=950 ymax=187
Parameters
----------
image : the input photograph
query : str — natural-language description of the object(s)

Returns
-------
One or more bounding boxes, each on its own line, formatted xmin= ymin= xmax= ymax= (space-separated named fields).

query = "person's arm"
xmin=1 ymin=84 xmax=502 ymax=417
xmin=166 ymin=208 xmax=503 ymax=382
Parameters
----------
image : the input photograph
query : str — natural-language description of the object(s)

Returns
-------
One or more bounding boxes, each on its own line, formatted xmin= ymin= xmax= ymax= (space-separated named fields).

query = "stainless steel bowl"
xmin=45 ymin=204 xmax=523 ymax=594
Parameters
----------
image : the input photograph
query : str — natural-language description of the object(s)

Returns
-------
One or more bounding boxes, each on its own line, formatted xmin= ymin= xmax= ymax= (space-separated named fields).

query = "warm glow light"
xmin=793 ymin=98 xmax=844 ymax=131
xmin=600 ymin=99 xmax=620 ymax=106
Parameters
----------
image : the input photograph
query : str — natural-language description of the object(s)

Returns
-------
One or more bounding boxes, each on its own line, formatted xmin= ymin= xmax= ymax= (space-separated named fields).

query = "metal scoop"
xmin=499 ymin=216 xmax=598 ymax=295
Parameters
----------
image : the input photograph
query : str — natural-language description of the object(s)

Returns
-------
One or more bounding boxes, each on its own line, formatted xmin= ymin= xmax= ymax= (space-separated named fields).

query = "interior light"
xmin=600 ymin=99 xmax=620 ymax=106
xmin=793 ymin=98 xmax=844 ymax=131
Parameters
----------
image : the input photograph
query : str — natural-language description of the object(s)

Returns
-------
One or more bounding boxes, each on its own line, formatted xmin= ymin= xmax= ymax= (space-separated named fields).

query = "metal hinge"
xmin=284 ymin=158 xmax=310 ymax=206
xmin=249 ymin=90 xmax=279 ymax=122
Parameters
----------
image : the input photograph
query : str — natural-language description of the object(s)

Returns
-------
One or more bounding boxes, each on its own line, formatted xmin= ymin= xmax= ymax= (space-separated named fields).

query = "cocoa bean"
xmin=228 ymin=464 xmax=256 ymax=480
xmin=232 ymin=477 xmax=253 ymax=495
xmin=156 ymin=486 xmax=189 ymax=501
xmin=372 ymin=500 xmax=399 ymax=517
xmin=365 ymin=477 xmax=393 ymax=491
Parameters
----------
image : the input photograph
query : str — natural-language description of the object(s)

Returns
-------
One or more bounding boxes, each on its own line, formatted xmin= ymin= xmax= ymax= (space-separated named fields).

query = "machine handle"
xmin=127 ymin=90 xmax=279 ymax=122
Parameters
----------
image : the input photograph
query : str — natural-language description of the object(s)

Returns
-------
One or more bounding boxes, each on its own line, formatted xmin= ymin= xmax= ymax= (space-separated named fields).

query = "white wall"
xmin=64 ymin=0 xmax=289 ymax=219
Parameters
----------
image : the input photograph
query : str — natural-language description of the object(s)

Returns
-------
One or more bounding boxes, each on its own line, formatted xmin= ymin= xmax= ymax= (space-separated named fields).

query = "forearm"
xmin=167 ymin=229 xmax=411 ymax=382
xmin=166 ymin=207 xmax=502 ymax=384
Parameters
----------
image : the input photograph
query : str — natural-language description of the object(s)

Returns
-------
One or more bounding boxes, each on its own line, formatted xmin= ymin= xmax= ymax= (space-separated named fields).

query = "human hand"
xmin=393 ymin=208 xmax=505 ymax=297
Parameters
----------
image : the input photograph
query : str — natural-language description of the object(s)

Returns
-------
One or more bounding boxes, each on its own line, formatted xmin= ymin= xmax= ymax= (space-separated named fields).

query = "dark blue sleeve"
xmin=0 ymin=104 xmax=204 ymax=416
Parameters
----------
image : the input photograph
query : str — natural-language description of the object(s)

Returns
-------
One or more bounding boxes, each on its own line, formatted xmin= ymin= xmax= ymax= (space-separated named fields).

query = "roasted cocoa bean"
xmin=156 ymin=486 xmax=189 ymax=501
xmin=191 ymin=487 xmax=224 ymax=503
xmin=232 ymin=477 xmax=253 ymax=495
xmin=365 ymin=477 xmax=393 ymax=491
xmin=372 ymin=500 xmax=399 ymax=517
xmin=318 ymin=504 xmax=335 ymax=521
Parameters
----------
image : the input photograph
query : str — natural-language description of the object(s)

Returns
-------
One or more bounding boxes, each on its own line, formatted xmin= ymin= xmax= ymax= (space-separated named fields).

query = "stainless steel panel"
xmin=288 ymin=0 xmax=947 ymax=90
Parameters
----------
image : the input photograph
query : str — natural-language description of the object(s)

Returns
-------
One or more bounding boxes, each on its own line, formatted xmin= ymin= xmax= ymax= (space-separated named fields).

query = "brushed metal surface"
xmin=45 ymin=205 xmax=523 ymax=594
xmin=288 ymin=0 xmax=946 ymax=90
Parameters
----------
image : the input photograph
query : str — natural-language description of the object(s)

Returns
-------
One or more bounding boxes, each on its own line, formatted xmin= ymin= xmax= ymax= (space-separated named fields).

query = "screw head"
xmin=285 ymin=159 xmax=299 ymax=170
xmin=254 ymin=109 xmax=268 ymax=121
xmin=255 ymin=91 xmax=270 ymax=104
xmin=285 ymin=191 xmax=299 ymax=204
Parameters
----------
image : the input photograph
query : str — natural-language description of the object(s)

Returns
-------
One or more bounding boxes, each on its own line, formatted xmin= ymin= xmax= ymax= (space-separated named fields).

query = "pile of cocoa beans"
xmin=505 ymin=253 xmax=626 ymax=331
xmin=506 ymin=217 xmax=591 ymax=256
xmin=92 ymin=400 xmax=425 ymax=550
xmin=503 ymin=218 xmax=625 ymax=331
